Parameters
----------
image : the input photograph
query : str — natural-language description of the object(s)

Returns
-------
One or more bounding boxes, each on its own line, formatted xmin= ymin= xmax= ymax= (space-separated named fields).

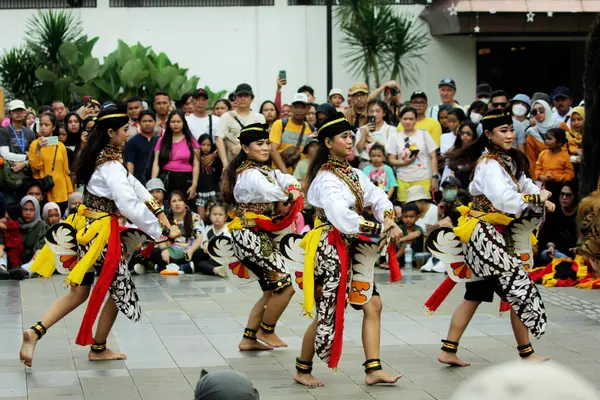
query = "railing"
xmin=0 ymin=0 xmax=96 ymax=8
xmin=110 ymin=0 xmax=273 ymax=6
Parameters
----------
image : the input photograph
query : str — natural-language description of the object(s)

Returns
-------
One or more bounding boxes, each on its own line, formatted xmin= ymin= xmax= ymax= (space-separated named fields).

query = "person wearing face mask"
xmin=441 ymin=176 xmax=460 ymax=202
xmin=510 ymin=94 xmax=531 ymax=153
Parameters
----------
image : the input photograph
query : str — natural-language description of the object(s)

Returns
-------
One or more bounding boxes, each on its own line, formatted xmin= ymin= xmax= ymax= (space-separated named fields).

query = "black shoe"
xmin=9 ymin=268 xmax=28 ymax=280
xmin=0 ymin=267 xmax=9 ymax=280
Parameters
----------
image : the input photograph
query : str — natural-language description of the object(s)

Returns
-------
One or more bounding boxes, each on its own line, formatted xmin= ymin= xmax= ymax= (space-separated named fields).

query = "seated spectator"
xmin=538 ymin=182 xmax=578 ymax=264
xmin=405 ymin=186 xmax=438 ymax=234
xmin=1 ymin=202 xmax=27 ymax=280
xmin=196 ymin=134 xmax=220 ymax=220
xmin=42 ymin=202 xmax=61 ymax=226
xmin=150 ymin=191 xmax=204 ymax=274
xmin=19 ymin=196 xmax=48 ymax=273
xmin=146 ymin=178 xmax=167 ymax=209
xmin=535 ymin=127 xmax=575 ymax=202
xmin=396 ymin=202 xmax=424 ymax=267
xmin=196 ymin=202 xmax=229 ymax=278
xmin=362 ymin=143 xmax=397 ymax=200
xmin=63 ymin=192 xmax=83 ymax=219
xmin=195 ymin=370 xmax=259 ymax=400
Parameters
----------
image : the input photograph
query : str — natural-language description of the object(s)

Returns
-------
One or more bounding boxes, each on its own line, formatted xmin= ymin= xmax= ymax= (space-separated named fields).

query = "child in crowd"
xmin=405 ymin=186 xmax=438 ymax=234
xmin=535 ymin=128 xmax=575 ymax=203
xmin=362 ymin=143 xmax=398 ymax=200
xmin=42 ymin=202 xmax=61 ymax=226
xmin=276 ymin=199 xmax=309 ymax=235
xmin=396 ymin=202 xmax=424 ymax=267
xmin=196 ymin=134 xmax=220 ymax=220
xmin=146 ymin=178 xmax=167 ymax=209
xmin=0 ymin=203 xmax=26 ymax=280
xmin=197 ymin=202 xmax=230 ymax=278
xmin=63 ymin=192 xmax=83 ymax=219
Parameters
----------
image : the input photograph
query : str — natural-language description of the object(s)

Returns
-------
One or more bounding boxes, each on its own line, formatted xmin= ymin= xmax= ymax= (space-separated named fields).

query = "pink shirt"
xmin=155 ymin=136 xmax=199 ymax=172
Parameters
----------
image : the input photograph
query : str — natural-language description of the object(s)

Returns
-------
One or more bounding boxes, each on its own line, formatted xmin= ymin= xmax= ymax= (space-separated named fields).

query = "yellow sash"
xmin=299 ymin=218 xmax=326 ymax=317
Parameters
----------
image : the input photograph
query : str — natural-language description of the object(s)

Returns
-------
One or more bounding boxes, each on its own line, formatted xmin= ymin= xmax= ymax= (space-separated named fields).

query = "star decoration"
xmin=547 ymin=11 xmax=553 ymax=17
xmin=448 ymin=2 xmax=457 ymax=16
xmin=526 ymin=11 xmax=535 ymax=22
xmin=474 ymin=26 xmax=481 ymax=33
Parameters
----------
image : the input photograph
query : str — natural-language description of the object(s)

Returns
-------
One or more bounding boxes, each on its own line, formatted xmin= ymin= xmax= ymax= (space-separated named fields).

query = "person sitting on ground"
xmin=18 ymin=196 xmax=48 ymax=273
xmin=0 ymin=202 xmax=27 ymax=280
xmin=196 ymin=202 xmax=229 ymax=278
xmin=396 ymin=202 xmax=424 ymax=267
xmin=42 ymin=202 xmax=61 ymax=226
xmin=63 ymin=191 xmax=83 ymax=219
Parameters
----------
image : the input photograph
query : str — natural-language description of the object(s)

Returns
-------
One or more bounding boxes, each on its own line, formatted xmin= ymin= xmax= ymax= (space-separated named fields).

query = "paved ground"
xmin=2 ymin=269 xmax=600 ymax=400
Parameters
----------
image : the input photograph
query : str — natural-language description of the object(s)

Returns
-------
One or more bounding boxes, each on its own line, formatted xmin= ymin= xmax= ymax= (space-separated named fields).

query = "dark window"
xmin=110 ymin=0 xmax=273 ymax=6
xmin=288 ymin=0 xmax=420 ymax=5
xmin=0 ymin=0 xmax=96 ymax=8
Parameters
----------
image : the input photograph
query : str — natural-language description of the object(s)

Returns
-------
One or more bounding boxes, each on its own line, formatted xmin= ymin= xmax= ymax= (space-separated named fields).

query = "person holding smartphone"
xmin=355 ymin=100 xmax=395 ymax=168
xmin=28 ymin=113 xmax=73 ymax=213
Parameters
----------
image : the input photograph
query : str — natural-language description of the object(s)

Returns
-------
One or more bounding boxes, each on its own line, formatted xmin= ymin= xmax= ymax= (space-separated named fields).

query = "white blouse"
xmin=308 ymin=168 xmax=393 ymax=235
xmin=86 ymin=161 xmax=162 ymax=240
xmin=234 ymin=168 xmax=299 ymax=204
xmin=469 ymin=158 xmax=540 ymax=215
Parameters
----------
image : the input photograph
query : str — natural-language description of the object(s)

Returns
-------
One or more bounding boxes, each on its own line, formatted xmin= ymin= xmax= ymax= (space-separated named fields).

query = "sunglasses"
xmin=460 ymin=131 xmax=474 ymax=137
xmin=492 ymin=102 xmax=508 ymax=108
xmin=532 ymin=108 xmax=545 ymax=116
xmin=559 ymin=192 xmax=574 ymax=198
xmin=411 ymin=101 xmax=426 ymax=106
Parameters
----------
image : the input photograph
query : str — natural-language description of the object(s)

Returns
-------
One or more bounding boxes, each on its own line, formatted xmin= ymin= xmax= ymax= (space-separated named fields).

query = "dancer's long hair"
xmin=306 ymin=142 xmax=330 ymax=187
xmin=221 ymin=150 xmax=248 ymax=205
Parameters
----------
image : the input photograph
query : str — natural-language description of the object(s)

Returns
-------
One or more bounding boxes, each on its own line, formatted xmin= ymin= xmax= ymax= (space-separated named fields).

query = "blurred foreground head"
xmin=195 ymin=370 xmax=259 ymax=400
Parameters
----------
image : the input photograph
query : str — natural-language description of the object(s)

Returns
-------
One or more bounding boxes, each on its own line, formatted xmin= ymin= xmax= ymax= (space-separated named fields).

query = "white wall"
xmin=0 ymin=0 xmax=476 ymax=107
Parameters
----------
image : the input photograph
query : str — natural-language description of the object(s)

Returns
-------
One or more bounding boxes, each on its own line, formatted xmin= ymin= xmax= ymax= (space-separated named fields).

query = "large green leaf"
xmin=155 ymin=66 xmax=179 ymax=89
xmin=78 ymin=57 xmax=100 ymax=82
xmin=72 ymin=83 xmax=98 ymax=98
xmin=120 ymin=58 xmax=143 ymax=87
xmin=35 ymin=67 xmax=57 ymax=82
xmin=116 ymin=39 xmax=133 ymax=67
xmin=59 ymin=41 xmax=79 ymax=65
xmin=155 ymin=52 xmax=171 ymax=71
xmin=77 ymin=36 xmax=99 ymax=58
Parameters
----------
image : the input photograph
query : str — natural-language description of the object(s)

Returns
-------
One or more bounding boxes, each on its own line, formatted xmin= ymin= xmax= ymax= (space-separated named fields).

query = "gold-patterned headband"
xmin=97 ymin=113 xmax=128 ymax=122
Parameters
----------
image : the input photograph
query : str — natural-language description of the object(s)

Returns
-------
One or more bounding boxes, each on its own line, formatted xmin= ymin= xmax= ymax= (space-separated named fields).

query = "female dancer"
xmin=19 ymin=105 xmax=180 ymax=367
xmin=293 ymin=113 xmax=403 ymax=387
xmin=221 ymin=122 xmax=303 ymax=350
xmin=430 ymin=108 xmax=554 ymax=367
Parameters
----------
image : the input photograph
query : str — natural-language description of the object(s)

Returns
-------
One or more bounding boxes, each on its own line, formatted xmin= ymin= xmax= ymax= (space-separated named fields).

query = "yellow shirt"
xmin=269 ymin=118 xmax=312 ymax=172
xmin=28 ymin=140 xmax=74 ymax=203
xmin=398 ymin=117 xmax=443 ymax=147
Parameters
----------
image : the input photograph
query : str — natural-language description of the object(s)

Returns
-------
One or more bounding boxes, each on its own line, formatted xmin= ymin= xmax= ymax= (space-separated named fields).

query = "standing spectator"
xmin=369 ymin=81 xmax=402 ymax=125
xmin=215 ymin=83 xmax=265 ymax=169
xmin=355 ymin=99 xmax=395 ymax=165
xmin=25 ymin=181 xmax=44 ymax=205
xmin=437 ymin=104 xmax=452 ymax=134
xmin=125 ymin=110 xmax=158 ymax=186
xmin=328 ymin=88 xmax=345 ymax=111
xmin=228 ymin=92 xmax=238 ymax=110
xmin=488 ymin=90 xmax=509 ymax=110
xmin=440 ymin=107 xmax=466 ymax=155
xmin=152 ymin=110 xmax=200 ymax=201
xmin=306 ymin=104 xmax=317 ymax=128
xmin=426 ymin=78 xmax=461 ymax=120
xmin=19 ymin=196 xmax=48 ymax=272
xmin=83 ymin=115 xmax=95 ymax=133
xmin=180 ymin=92 xmax=195 ymax=116
xmin=51 ymin=100 xmax=68 ymax=125
xmin=551 ymin=86 xmax=573 ymax=124
xmin=153 ymin=91 xmax=172 ymax=135
xmin=186 ymin=88 xmax=220 ymax=141
xmin=196 ymin=134 xmax=220 ymax=220
xmin=535 ymin=128 xmax=575 ymax=199
xmin=448 ymin=121 xmax=478 ymax=189
xmin=270 ymin=93 xmax=311 ymax=172
xmin=386 ymin=107 xmax=439 ymax=202
xmin=280 ymin=103 xmax=291 ymax=119
xmin=28 ymin=113 xmax=73 ymax=213
xmin=344 ymin=82 xmax=369 ymax=129
xmin=64 ymin=112 xmax=83 ymax=151
xmin=566 ymin=106 xmax=583 ymax=161
xmin=126 ymin=96 xmax=144 ymax=139
xmin=510 ymin=94 xmax=532 ymax=153
xmin=57 ymin=124 xmax=75 ymax=170
xmin=362 ymin=143 xmax=397 ymax=200
xmin=467 ymin=100 xmax=486 ymax=125
xmin=212 ymin=99 xmax=231 ymax=118
xmin=526 ymin=99 xmax=570 ymax=177
xmin=25 ymin=110 xmax=36 ymax=129
xmin=399 ymin=91 xmax=443 ymax=147
xmin=259 ymin=100 xmax=279 ymax=131
xmin=475 ymin=83 xmax=492 ymax=104
xmin=316 ymin=103 xmax=336 ymax=128
xmin=298 ymin=85 xmax=316 ymax=103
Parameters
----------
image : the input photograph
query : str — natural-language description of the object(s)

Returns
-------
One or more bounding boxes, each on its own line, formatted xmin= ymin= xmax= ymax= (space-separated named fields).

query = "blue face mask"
xmin=443 ymin=189 xmax=458 ymax=202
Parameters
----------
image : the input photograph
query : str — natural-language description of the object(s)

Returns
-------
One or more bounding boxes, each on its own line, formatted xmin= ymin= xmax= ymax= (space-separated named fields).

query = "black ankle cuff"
xmin=243 ymin=328 xmax=258 ymax=341
xmin=295 ymin=358 xmax=313 ymax=374
xmin=31 ymin=321 xmax=47 ymax=340
xmin=260 ymin=321 xmax=276 ymax=334
xmin=517 ymin=343 xmax=534 ymax=358
xmin=363 ymin=358 xmax=383 ymax=374
xmin=441 ymin=339 xmax=459 ymax=354
xmin=90 ymin=341 xmax=107 ymax=353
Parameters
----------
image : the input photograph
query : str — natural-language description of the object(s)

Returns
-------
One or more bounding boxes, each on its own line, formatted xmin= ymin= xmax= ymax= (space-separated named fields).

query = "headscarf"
xmin=42 ymin=202 xmax=61 ymax=225
xmin=238 ymin=123 xmax=269 ymax=146
xmin=531 ymin=99 xmax=560 ymax=134
xmin=64 ymin=192 xmax=83 ymax=218
xmin=571 ymin=106 xmax=585 ymax=131
xmin=19 ymin=195 xmax=41 ymax=230
xmin=317 ymin=112 xmax=353 ymax=142
xmin=194 ymin=371 xmax=259 ymax=400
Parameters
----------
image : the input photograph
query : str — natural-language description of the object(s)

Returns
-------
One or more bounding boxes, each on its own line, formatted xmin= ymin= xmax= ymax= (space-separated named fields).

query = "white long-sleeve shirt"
xmin=234 ymin=167 xmax=299 ymax=204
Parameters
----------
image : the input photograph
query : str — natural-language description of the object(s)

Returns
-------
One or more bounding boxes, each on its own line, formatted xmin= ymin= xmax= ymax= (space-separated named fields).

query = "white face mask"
xmin=512 ymin=104 xmax=528 ymax=117
xmin=470 ymin=112 xmax=482 ymax=124
xmin=479 ymin=97 xmax=490 ymax=104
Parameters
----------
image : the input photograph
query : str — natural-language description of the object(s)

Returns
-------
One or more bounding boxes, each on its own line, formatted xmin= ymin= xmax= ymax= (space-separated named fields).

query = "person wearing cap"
xmin=22 ymin=104 xmax=181 ymax=368
xmin=146 ymin=178 xmax=167 ymax=209
xmin=426 ymin=78 xmax=461 ymax=121
xmin=186 ymin=88 xmax=221 ymax=142
xmin=293 ymin=112 xmax=402 ymax=386
xmin=399 ymin=90 xmax=443 ymax=147
xmin=475 ymin=83 xmax=492 ymax=104
xmin=215 ymin=83 xmax=266 ymax=169
xmin=344 ymin=82 xmax=369 ymax=129
xmin=328 ymin=88 xmax=345 ymax=111
xmin=153 ymin=91 xmax=171 ymax=136
xmin=551 ymin=86 xmax=573 ymax=123
xmin=270 ymin=92 xmax=312 ymax=173
xmin=429 ymin=108 xmax=554 ymax=368
xmin=124 ymin=109 xmax=158 ymax=186
xmin=510 ymin=94 xmax=532 ymax=153
xmin=219 ymin=122 xmax=302 ymax=350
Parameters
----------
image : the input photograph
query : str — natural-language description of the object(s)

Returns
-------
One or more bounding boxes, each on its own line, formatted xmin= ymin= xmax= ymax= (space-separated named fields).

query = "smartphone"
xmin=46 ymin=136 xmax=59 ymax=146
xmin=279 ymin=70 xmax=287 ymax=81
xmin=367 ymin=115 xmax=376 ymax=128
xmin=410 ymin=148 xmax=420 ymax=158
xmin=390 ymin=87 xmax=399 ymax=96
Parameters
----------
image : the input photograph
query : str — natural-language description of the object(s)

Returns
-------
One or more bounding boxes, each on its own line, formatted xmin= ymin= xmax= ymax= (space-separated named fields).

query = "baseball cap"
xmin=8 ymin=100 xmax=26 ymax=112
xmin=146 ymin=178 xmax=166 ymax=193
xmin=328 ymin=88 xmax=344 ymax=100
xmin=438 ymin=78 xmax=456 ymax=90
xmin=234 ymin=83 xmax=253 ymax=96
xmin=552 ymin=86 xmax=571 ymax=99
xmin=510 ymin=94 xmax=532 ymax=108
xmin=302 ymin=135 xmax=319 ymax=154
xmin=292 ymin=93 xmax=309 ymax=105
xmin=476 ymin=83 xmax=492 ymax=97
xmin=192 ymin=88 xmax=209 ymax=99
xmin=441 ymin=176 xmax=461 ymax=189
xmin=348 ymin=82 xmax=369 ymax=96
xmin=531 ymin=92 xmax=552 ymax=105
xmin=410 ymin=91 xmax=428 ymax=102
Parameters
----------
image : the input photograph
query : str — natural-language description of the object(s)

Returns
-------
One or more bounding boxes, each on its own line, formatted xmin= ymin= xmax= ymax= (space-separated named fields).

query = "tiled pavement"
xmin=2 ymin=270 xmax=600 ymax=400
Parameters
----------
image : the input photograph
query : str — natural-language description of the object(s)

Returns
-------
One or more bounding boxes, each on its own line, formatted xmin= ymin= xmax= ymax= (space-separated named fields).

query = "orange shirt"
xmin=534 ymin=146 xmax=574 ymax=182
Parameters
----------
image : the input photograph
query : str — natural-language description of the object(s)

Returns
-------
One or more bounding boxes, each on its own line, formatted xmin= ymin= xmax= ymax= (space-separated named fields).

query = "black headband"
xmin=239 ymin=123 xmax=269 ymax=146
xmin=481 ymin=109 xmax=513 ymax=132
xmin=317 ymin=112 xmax=353 ymax=142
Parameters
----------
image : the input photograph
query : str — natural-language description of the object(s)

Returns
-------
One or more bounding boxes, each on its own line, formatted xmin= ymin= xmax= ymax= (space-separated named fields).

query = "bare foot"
xmin=365 ymin=369 xmax=402 ymax=386
xmin=522 ymin=353 xmax=550 ymax=362
xmin=438 ymin=351 xmax=471 ymax=367
xmin=88 ymin=348 xmax=127 ymax=361
xmin=238 ymin=338 xmax=273 ymax=351
xmin=257 ymin=331 xmax=288 ymax=348
xmin=19 ymin=329 xmax=38 ymax=367
xmin=293 ymin=372 xmax=325 ymax=387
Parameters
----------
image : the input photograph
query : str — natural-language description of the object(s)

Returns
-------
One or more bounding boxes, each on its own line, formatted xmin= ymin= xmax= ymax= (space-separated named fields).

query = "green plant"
xmin=0 ymin=46 xmax=41 ymax=106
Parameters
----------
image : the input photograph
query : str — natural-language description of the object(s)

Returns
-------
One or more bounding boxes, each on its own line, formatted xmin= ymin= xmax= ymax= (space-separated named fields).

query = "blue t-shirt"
xmin=124 ymin=133 xmax=158 ymax=186
xmin=362 ymin=164 xmax=398 ymax=192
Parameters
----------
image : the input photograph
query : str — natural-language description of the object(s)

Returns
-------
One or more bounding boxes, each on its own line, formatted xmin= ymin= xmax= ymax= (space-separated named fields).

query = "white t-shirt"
xmin=386 ymin=129 xmax=438 ymax=182
xmin=186 ymin=114 xmax=220 ymax=142
xmin=216 ymin=111 xmax=266 ymax=161
xmin=416 ymin=204 xmax=438 ymax=233
xmin=440 ymin=132 xmax=456 ymax=155
xmin=355 ymin=122 xmax=395 ymax=160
